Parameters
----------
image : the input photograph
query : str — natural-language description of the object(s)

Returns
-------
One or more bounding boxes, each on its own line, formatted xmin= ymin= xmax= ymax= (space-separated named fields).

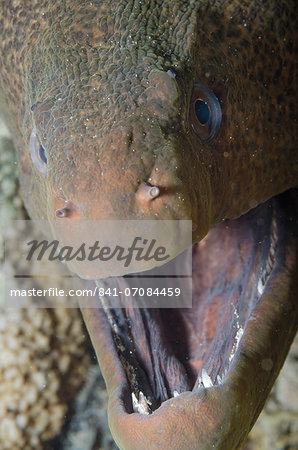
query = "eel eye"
xmin=190 ymin=81 xmax=222 ymax=141
xmin=30 ymin=127 xmax=47 ymax=175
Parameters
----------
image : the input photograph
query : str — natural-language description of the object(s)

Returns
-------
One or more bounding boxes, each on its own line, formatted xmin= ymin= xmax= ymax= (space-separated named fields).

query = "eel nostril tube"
xmin=136 ymin=183 xmax=160 ymax=203
xmin=55 ymin=207 xmax=69 ymax=218
xmin=148 ymin=186 xmax=160 ymax=199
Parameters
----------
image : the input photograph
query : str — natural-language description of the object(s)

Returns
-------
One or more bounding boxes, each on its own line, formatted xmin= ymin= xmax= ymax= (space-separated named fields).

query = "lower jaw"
xmin=80 ymin=189 xmax=298 ymax=449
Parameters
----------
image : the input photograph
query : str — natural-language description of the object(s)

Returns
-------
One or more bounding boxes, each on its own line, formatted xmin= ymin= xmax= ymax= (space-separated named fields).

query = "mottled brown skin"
xmin=0 ymin=1 xmax=297 ymax=236
xmin=0 ymin=0 xmax=297 ymax=448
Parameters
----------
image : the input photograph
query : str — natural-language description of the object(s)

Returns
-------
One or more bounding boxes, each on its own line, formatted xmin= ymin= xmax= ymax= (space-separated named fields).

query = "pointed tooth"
xmin=132 ymin=391 xmax=151 ymax=415
xmin=257 ymin=278 xmax=264 ymax=295
xmin=132 ymin=392 xmax=138 ymax=411
xmin=201 ymin=369 xmax=213 ymax=387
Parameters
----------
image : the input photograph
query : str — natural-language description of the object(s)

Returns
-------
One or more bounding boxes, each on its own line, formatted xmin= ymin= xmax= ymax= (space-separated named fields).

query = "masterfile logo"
xmin=3 ymin=220 xmax=192 ymax=309
xmin=26 ymin=236 xmax=171 ymax=267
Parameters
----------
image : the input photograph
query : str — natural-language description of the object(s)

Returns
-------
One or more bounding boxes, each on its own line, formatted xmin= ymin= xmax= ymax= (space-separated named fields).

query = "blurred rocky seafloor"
xmin=0 ymin=119 xmax=297 ymax=449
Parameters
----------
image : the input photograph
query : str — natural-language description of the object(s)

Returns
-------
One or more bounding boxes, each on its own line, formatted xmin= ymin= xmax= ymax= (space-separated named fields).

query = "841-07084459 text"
xmin=9 ymin=286 xmax=182 ymax=298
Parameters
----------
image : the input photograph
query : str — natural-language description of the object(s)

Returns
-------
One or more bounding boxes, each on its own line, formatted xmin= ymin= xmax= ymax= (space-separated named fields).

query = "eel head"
xmin=2 ymin=2 xmax=296 ymax=448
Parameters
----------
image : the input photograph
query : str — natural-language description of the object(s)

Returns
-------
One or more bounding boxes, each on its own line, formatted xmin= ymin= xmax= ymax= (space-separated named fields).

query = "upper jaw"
xmin=80 ymin=190 xmax=298 ymax=449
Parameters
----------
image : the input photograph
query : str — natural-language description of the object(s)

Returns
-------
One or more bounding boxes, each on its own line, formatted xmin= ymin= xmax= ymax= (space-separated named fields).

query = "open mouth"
xmin=81 ymin=190 xmax=297 ymax=447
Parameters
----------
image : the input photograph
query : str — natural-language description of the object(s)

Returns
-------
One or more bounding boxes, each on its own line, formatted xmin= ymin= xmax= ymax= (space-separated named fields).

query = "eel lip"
xmin=81 ymin=190 xmax=298 ymax=450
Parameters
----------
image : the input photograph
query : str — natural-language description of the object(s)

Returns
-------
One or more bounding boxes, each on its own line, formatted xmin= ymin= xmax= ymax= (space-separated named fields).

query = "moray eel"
xmin=0 ymin=1 xmax=297 ymax=448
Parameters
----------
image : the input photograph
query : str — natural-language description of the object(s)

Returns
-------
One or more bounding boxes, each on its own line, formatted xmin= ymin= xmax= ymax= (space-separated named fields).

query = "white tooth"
xmin=201 ymin=369 xmax=213 ymax=387
xmin=131 ymin=391 xmax=150 ymax=415
xmin=173 ymin=390 xmax=180 ymax=397
xmin=217 ymin=374 xmax=222 ymax=384
xmin=132 ymin=392 xmax=138 ymax=409
xmin=197 ymin=376 xmax=202 ymax=386
xmin=229 ymin=326 xmax=244 ymax=362
xmin=233 ymin=307 xmax=239 ymax=320
xmin=257 ymin=278 xmax=264 ymax=295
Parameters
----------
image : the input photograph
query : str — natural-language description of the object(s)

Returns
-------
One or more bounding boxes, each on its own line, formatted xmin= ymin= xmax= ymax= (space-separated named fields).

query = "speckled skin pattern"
xmin=0 ymin=0 xmax=297 ymax=242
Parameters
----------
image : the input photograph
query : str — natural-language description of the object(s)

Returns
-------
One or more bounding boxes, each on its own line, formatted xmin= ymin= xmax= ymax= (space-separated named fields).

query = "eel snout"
xmin=44 ymin=156 xmax=211 ymax=278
